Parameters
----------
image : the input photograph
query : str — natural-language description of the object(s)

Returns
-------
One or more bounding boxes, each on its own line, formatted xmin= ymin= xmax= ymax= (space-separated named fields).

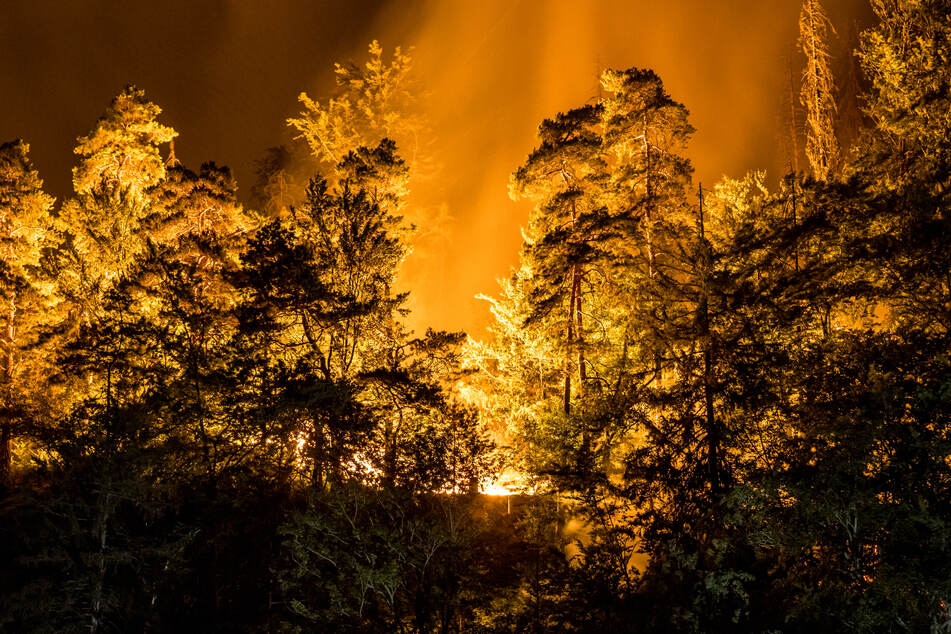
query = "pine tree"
xmin=72 ymin=85 xmax=177 ymax=203
xmin=592 ymin=67 xmax=696 ymax=481
xmin=598 ymin=67 xmax=695 ymax=437
xmin=510 ymin=104 xmax=605 ymax=417
xmin=287 ymin=41 xmax=422 ymax=210
xmin=600 ymin=67 xmax=694 ymax=276
xmin=858 ymin=0 xmax=951 ymax=187
xmin=0 ymin=140 xmax=56 ymax=484
xmin=286 ymin=41 xmax=450 ymax=304
xmin=236 ymin=162 xmax=408 ymax=486
xmin=55 ymin=86 xmax=177 ymax=327
xmin=849 ymin=0 xmax=951 ymax=331
xmin=148 ymin=161 xmax=253 ymax=244
xmin=799 ymin=0 xmax=841 ymax=180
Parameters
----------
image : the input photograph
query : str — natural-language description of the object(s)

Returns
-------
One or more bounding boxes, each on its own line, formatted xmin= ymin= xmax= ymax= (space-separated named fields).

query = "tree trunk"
xmin=697 ymin=184 xmax=722 ymax=497
xmin=573 ymin=269 xmax=590 ymax=452
xmin=564 ymin=263 xmax=577 ymax=416
xmin=574 ymin=270 xmax=585 ymax=388
xmin=89 ymin=487 xmax=112 ymax=634
xmin=704 ymin=346 xmax=721 ymax=497
xmin=644 ymin=113 xmax=655 ymax=277
xmin=0 ymin=299 xmax=15 ymax=486
xmin=0 ymin=414 xmax=10 ymax=487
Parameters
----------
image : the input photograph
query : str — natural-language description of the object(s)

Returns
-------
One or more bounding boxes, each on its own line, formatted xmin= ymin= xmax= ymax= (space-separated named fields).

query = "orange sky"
xmin=0 ymin=0 xmax=871 ymax=337
xmin=365 ymin=0 xmax=871 ymax=335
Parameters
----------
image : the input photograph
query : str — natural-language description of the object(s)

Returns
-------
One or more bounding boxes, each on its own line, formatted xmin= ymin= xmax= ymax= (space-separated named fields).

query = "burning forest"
xmin=1 ymin=0 xmax=950 ymax=631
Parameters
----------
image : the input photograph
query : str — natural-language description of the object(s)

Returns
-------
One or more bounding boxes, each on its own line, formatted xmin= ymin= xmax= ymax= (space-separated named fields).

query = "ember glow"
xmin=2 ymin=1 xmax=949 ymax=631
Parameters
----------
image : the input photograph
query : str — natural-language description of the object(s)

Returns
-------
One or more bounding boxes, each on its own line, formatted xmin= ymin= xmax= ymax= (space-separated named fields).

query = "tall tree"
xmin=148 ymin=161 xmax=253 ymax=244
xmin=72 ymin=85 xmax=177 ymax=203
xmin=287 ymin=41 xmax=422 ymax=211
xmin=858 ymin=0 xmax=951 ymax=189
xmin=236 ymin=154 xmax=417 ymax=487
xmin=799 ymin=0 xmax=841 ymax=180
xmin=510 ymin=104 xmax=605 ymax=417
xmin=600 ymin=67 xmax=694 ymax=276
xmin=55 ymin=86 xmax=177 ymax=328
xmin=599 ymin=66 xmax=695 ymax=413
xmin=851 ymin=0 xmax=951 ymax=331
xmin=0 ymin=140 xmax=55 ymax=484
xmin=285 ymin=41 xmax=450 ymax=310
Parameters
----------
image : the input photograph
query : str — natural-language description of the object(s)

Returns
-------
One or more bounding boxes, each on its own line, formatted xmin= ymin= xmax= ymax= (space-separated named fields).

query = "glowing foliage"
xmin=799 ymin=0 xmax=840 ymax=180
xmin=601 ymin=67 xmax=694 ymax=252
xmin=3 ymin=4 xmax=951 ymax=629
xmin=288 ymin=41 xmax=420 ymax=203
xmin=858 ymin=0 xmax=951 ymax=187
xmin=150 ymin=161 xmax=253 ymax=243
xmin=55 ymin=87 xmax=180 ymax=325
xmin=72 ymin=85 xmax=177 ymax=200
xmin=0 ymin=140 xmax=56 ymax=482
xmin=511 ymin=104 xmax=604 ymax=416
xmin=0 ymin=141 xmax=55 ymax=272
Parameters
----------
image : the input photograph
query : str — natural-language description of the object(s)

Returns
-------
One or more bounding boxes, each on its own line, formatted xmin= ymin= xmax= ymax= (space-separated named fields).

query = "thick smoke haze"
xmin=0 ymin=0 xmax=871 ymax=336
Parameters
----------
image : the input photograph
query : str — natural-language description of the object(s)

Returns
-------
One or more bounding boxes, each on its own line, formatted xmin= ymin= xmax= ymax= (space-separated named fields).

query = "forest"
xmin=1 ymin=0 xmax=950 ymax=631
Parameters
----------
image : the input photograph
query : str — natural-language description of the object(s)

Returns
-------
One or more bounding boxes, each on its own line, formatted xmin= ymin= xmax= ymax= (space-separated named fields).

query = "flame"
xmin=480 ymin=471 xmax=529 ymax=496
xmin=480 ymin=480 xmax=516 ymax=496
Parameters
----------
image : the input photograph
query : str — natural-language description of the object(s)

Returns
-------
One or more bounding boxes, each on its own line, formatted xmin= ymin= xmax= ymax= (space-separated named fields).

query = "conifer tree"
xmin=585 ymin=67 xmax=695 ymax=483
xmin=287 ymin=41 xmax=422 ymax=210
xmin=236 ymin=148 xmax=427 ymax=487
xmin=510 ymin=104 xmax=604 ymax=417
xmin=72 ymin=85 xmax=177 ymax=202
xmin=0 ymin=140 xmax=55 ymax=484
xmin=285 ymin=41 xmax=450 ymax=300
xmin=600 ymin=67 xmax=694 ymax=276
xmin=149 ymin=161 xmax=253 ymax=244
xmin=849 ymin=0 xmax=951 ymax=330
xmin=55 ymin=86 xmax=177 ymax=327
xmin=858 ymin=0 xmax=951 ymax=187
xmin=598 ymin=66 xmax=695 ymax=423
xmin=799 ymin=0 xmax=841 ymax=180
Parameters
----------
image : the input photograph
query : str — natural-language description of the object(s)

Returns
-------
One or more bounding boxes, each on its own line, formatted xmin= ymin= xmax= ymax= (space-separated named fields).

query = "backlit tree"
xmin=799 ymin=0 xmax=840 ymax=180
xmin=0 ymin=140 xmax=56 ymax=484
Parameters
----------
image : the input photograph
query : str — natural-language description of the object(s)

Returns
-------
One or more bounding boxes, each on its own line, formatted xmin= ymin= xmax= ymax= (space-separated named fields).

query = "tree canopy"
xmin=3 ymin=4 xmax=951 ymax=631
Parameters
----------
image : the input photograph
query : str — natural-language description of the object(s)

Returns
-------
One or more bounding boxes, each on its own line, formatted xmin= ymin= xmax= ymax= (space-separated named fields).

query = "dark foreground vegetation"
xmin=2 ymin=1 xmax=951 ymax=631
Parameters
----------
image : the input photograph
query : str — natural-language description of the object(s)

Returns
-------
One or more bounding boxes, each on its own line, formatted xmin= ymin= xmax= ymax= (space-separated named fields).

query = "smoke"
xmin=355 ymin=0 xmax=872 ymax=336
xmin=0 ymin=0 xmax=872 ymax=337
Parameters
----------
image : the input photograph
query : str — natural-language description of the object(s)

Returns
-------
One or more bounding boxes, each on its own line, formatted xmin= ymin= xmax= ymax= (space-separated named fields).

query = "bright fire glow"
xmin=480 ymin=472 xmax=527 ymax=496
